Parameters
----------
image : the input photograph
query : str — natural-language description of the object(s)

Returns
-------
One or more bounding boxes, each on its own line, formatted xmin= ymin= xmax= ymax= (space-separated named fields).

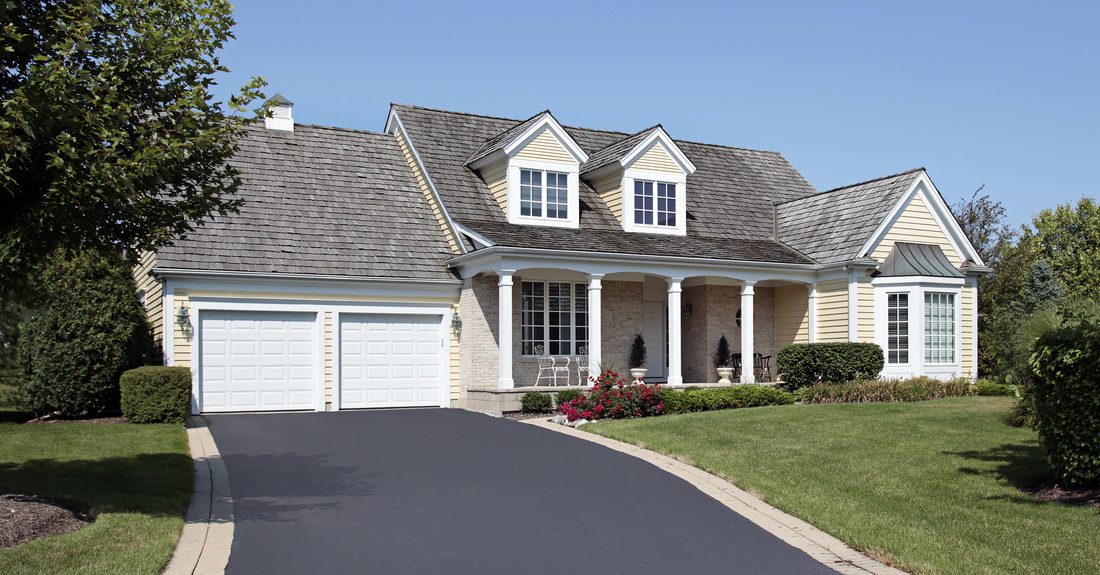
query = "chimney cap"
xmin=266 ymin=93 xmax=294 ymax=106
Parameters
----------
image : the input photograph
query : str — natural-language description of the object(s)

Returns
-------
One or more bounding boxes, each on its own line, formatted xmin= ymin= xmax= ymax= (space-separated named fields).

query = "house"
xmin=133 ymin=97 xmax=989 ymax=414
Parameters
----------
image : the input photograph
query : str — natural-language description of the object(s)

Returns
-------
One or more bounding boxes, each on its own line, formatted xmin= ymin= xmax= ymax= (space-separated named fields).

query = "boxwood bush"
xmin=659 ymin=385 xmax=794 ymax=414
xmin=554 ymin=389 xmax=583 ymax=407
xmin=120 ymin=366 xmax=192 ymax=423
xmin=776 ymin=342 xmax=884 ymax=391
xmin=1029 ymin=309 xmax=1100 ymax=487
xmin=796 ymin=377 xmax=973 ymax=404
xmin=19 ymin=249 xmax=150 ymax=418
xmin=973 ymin=379 xmax=1015 ymax=396
xmin=520 ymin=392 xmax=553 ymax=413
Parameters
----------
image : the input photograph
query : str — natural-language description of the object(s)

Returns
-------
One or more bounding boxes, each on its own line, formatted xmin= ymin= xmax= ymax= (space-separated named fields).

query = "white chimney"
xmin=264 ymin=93 xmax=294 ymax=131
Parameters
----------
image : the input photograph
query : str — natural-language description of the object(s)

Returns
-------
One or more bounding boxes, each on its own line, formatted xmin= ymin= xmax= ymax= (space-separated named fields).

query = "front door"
xmin=642 ymin=302 xmax=668 ymax=378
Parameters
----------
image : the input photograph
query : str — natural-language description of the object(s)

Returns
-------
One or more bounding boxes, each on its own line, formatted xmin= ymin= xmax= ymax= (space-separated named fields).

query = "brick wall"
xmin=459 ymin=275 xmax=499 ymax=390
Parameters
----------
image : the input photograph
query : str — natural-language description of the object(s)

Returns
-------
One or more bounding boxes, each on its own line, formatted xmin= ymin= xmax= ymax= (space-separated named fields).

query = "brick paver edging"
xmin=163 ymin=418 xmax=234 ymax=575
xmin=521 ymin=418 xmax=909 ymax=575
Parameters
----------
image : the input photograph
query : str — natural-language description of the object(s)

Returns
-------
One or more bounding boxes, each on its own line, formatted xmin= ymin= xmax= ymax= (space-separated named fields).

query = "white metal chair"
xmin=534 ymin=345 xmax=570 ymax=386
xmin=576 ymin=346 xmax=590 ymax=386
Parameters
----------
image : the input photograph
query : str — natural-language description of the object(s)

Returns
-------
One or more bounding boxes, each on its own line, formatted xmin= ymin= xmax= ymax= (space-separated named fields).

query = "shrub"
xmin=659 ymin=385 xmax=794 ymax=414
xmin=19 ymin=249 xmax=150 ymax=418
xmin=973 ymin=379 xmax=1015 ymax=396
xmin=629 ymin=334 xmax=647 ymax=368
xmin=714 ymin=335 xmax=732 ymax=368
xmin=796 ymin=377 xmax=973 ymax=404
xmin=1029 ymin=307 xmax=1100 ymax=487
xmin=520 ymin=392 xmax=553 ymax=413
xmin=554 ymin=389 xmax=583 ymax=406
xmin=776 ymin=342 xmax=885 ymax=391
xmin=558 ymin=370 xmax=663 ymax=422
xmin=120 ymin=366 xmax=191 ymax=424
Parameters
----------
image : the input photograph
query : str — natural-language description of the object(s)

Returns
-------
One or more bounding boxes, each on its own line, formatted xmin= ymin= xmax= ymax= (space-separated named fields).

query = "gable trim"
xmin=620 ymin=127 xmax=697 ymax=175
xmin=502 ymin=113 xmax=589 ymax=164
xmin=857 ymin=171 xmax=984 ymax=267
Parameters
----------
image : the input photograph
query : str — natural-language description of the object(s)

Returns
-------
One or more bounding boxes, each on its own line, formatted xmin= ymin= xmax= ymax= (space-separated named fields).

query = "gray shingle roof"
xmin=776 ymin=168 xmax=924 ymax=263
xmin=157 ymin=123 xmax=455 ymax=280
xmin=392 ymin=104 xmax=819 ymax=264
xmin=464 ymin=110 xmax=549 ymax=165
xmin=875 ymin=243 xmax=963 ymax=278
xmin=580 ymin=125 xmax=661 ymax=174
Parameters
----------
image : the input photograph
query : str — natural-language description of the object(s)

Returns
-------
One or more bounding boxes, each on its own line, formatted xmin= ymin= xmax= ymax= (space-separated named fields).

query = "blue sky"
xmin=213 ymin=0 xmax=1098 ymax=227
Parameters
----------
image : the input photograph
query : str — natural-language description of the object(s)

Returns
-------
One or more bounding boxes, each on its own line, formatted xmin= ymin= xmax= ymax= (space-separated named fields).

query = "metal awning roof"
xmin=875 ymin=243 xmax=963 ymax=278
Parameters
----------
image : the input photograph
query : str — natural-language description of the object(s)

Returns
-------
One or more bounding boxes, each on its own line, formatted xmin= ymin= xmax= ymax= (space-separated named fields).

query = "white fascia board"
xmin=383 ymin=108 xmax=467 ymax=254
xmin=467 ymin=149 xmax=506 ymax=172
xmin=856 ymin=173 xmax=924 ymax=261
xmin=620 ymin=127 xmax=697 ymax=175
xmin=502 ymin=114 xmax=589 ymax=164
xmin=452 ymin=221 xmax=496 ymax=249
xmin=153 ymin=268 xmax=461 ymax=299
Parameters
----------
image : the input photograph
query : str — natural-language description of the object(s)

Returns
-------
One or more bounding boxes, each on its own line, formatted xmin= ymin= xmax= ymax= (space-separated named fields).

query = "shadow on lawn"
xmin=948 ymin=440 xmax=1052 ymax=490
xmin=0 ymin=453 xmax=194 ymax=517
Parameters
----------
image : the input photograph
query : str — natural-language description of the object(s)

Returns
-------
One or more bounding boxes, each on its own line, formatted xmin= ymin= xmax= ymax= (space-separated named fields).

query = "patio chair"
xmin=534 ymin=345 xmax=570 ymax=386
xmin=731 ymin=353 xmax=743 ymax=380
xmin=757 ymin=354 xmax=773 ymax=382
xmin=576 ymin=346 xmax=589 ymax=386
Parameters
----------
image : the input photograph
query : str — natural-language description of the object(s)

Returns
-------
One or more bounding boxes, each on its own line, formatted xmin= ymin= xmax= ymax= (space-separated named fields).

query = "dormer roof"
xmin=581 ymin=124 xmax=696 ymax=176
xmin=466 ymin=110 xmax=588 ymax=168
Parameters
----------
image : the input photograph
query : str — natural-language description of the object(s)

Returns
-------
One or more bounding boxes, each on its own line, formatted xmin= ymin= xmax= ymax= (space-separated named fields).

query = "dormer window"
xmin=633 ymin=180 xmax=677 ymax=227
xmin=520 ymin=169 xmax=569 ymax=219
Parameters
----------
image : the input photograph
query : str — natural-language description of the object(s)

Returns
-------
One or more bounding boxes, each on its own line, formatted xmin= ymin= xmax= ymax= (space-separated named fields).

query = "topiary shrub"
xmin=520 ymin=392 xmax=553 ymax=413
xmin=554 ymin=389 xmax=583 ymax=407
xmin=713 ymin=335 xmax=732 ymax=368
xmin=629 ymin=334 xmax=647 ymax=368
xmin=659 ymin=385 xmax=794 ymax=414
xmin=1029 ymin=307 xmax=1100 ymax=487
xmin=776 ymin=342 xmax=885 ymax=391
xmin=796 ymin=377 xmax=973 ymax=404
xmin=19 ymin=249 xmax=150 ymax=418
xmin=120 ymin=366 xmax=191 ymax=423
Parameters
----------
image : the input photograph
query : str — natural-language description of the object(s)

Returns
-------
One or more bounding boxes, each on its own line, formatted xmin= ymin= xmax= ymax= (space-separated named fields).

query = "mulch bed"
xmin=1023 ymin=484 xmax=1100 ymax=509
xmin=0 ymin=495 xmax=94 ymax=548
xmin=24 ymin=416 xmax=124 ymax=425
xmin=503 ymin=412 xmax=553 ymax=421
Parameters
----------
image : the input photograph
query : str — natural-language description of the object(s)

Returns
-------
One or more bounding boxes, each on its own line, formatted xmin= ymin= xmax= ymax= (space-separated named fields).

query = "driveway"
xmin=204 ymin=409 xmax=837 ymax=575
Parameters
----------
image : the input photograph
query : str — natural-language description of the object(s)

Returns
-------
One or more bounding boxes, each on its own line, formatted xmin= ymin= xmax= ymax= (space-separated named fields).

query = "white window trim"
xmin=506 ymin=158 xmax=580 ymax=229
xmin=622 ymin=169 xmax=687 ymax=236
xmin=520 ymin=280 xmax=588 ymax=357
xmin=873 ymin=278 xmax=963 ymax=379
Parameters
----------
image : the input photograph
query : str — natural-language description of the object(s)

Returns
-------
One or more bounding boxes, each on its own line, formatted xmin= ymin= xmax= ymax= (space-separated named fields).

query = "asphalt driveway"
xmin=204 ymin=409 xmax=837 ymax=575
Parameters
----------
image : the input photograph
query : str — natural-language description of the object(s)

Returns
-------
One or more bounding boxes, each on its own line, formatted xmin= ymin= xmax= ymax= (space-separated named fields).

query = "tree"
xmin=952 ymin=186 xmax=1015 ymax=268
xmin=1026 ymin=198 xmax=1100 ymax=300
xmin=1011 ymin=259 xmax=1065 ymax=315
xmin=0 ymin=0 xmax=266 ymax=308
xmin=19 ymin=249 xmax=150 ymax=417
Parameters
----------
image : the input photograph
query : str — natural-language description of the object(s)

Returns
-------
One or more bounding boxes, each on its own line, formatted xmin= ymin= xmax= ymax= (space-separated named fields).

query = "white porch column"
xmin=667 ymin=278 xmax=684 ymax=385
xmin=586 ymin=274 xmax=603 ymax=384
xmin=498 ymin=271 xmax=514 ymax=389
xmin=808 ymin=283 xmax=818 ymax=343
xmin=741 ymin=282 xmax=756 ymax=383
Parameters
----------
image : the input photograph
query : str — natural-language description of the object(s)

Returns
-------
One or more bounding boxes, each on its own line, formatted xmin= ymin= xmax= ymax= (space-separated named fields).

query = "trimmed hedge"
xmin=796 ymin=377 xmax=973 ymax=404
xmin=659 ymin=385 xmax=794 ymax=414
xmin=973 ymin=380 xmax=1015 ymax=396
xmin=1029 ymin=309 xmax=1100 ymax=487
xmin=520 ymin=392 xmax=553 ymax=413
xmin=120 ymin=366 xmax=192 ymax=424
xmin=776 ymin=342 xmax=885 ymax=391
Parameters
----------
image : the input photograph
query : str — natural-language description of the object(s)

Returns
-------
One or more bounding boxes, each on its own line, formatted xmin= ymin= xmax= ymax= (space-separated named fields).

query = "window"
xmin=887 ymin=293 xmax=909 ymax=364
xmin=924 ymin=292 xmax=955 ymax=364
xmin=633 ymin=180 xmax=676 ymax=226
xmin=519 ymin=169 xmax=568 ymax=219
xmin=521 ymin=281 xmax=587 ymax=355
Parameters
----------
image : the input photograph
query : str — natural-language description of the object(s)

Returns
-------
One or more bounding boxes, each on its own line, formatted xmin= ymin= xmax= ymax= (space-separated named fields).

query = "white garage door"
xmin=200 ymin=311 xmax=319 ymax=412
xmin=340 ymin=313 xmax=443 ymax=409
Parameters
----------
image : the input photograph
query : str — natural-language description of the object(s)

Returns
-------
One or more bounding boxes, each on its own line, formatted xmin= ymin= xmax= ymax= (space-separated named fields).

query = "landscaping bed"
xmin=588 ymin=397 xmax=1100 ymax=575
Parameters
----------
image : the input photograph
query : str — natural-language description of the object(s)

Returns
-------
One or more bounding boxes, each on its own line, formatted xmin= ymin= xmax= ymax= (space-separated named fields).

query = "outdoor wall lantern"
xmin=177 ymin=305 xmax=193 ymax=340
xmin=450 ymin=310 xmax=462 ymax=338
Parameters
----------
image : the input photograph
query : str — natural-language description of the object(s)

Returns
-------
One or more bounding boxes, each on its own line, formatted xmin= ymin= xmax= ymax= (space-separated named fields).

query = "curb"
xmin=163 ymin=418 xmax=234 ymax=575
xmin=522 ymin=418 xmax=908 ymax=575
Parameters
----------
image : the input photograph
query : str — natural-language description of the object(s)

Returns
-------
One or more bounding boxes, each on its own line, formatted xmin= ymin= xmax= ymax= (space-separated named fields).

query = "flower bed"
xmin=796 ymin=376 xmax=972 ymax=404
xmin=558 ymin=370 xmax=664 ymax=422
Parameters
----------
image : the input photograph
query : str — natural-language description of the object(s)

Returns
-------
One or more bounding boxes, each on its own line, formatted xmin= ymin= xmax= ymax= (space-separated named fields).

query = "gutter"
xmin=446 ymin=245 xmax=841 ymax=271
xmin=152 ymin=268 xmax=462 ymax=286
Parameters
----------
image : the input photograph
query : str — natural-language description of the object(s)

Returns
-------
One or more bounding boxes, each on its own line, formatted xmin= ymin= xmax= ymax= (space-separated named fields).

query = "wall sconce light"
xmin=450 ymin=311 xmax=462 ymax=338
xmin=176 ymin=305 xmax=193 ymax=340
xmin=684 ymin=303 xmax=693 ymax=319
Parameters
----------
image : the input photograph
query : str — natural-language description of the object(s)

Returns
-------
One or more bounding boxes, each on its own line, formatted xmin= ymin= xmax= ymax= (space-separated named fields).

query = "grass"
xmin=589 ymin=397 xmax=1100 ymax=575
xmin=0 ymin=421 xmax=192 ymax=575
xmin=0 ymin=383 xmax=33 ymax=422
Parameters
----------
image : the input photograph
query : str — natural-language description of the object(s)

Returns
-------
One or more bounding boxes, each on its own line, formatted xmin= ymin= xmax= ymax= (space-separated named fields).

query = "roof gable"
xmin=875 ymin=242 xmax=963 ymax=278
xmin=466 ymin=110 xmax=588 ymax=169
xmin=581 ymin=125 xmax=696 ymax=176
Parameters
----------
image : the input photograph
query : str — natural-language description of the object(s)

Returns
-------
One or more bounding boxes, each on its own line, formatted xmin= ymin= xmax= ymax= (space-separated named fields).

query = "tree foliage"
xmin=1025 ymin=198 xmax=1100 ymax=300
xmin=0 ymin=0 xmax=265 ymax=308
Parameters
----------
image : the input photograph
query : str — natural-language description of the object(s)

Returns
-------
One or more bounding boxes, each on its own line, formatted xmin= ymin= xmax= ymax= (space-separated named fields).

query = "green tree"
xmin=1011 ymin=259 xmax=1065 ymax=315
xmin=1026 ymin=198 xmax=1100 ymax=300
xmin=0 ymin=0 xmax=266 ymax=312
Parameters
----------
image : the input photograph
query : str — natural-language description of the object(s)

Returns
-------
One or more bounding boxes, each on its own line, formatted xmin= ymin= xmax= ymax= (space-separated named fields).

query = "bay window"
xmin=924 ymin=292 xmax=955 ymax=364
xmin=887 ymin=293 xmax=909 ymax=364
xmin=521 ymin=281 xmax=587 ymax=355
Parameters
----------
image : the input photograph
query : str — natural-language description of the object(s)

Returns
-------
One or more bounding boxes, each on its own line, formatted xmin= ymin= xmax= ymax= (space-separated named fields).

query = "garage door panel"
xmin=340 ymin=313 xmax=443 ymax=409
xmin=201 ymin=310 xmax=318 ymax=413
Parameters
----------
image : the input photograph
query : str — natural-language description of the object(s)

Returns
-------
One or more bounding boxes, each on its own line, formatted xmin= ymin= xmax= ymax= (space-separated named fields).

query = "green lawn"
xmin=0 ymin=383 xmax=33 ymax=422
xmin=0 ymin=421 xmax=192 ymax=575
xmin=589 ymin=397 xmax=1100 ymax=575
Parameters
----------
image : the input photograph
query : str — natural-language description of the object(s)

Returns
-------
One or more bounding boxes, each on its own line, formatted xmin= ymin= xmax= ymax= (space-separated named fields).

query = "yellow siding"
xmin=857 ymin=276 xmax=875 ymax=343
xmin=774 ymin=285 xmax=809 ymax=348
xmin=590 ymin=170 xmax=624 ymax=221
xmin=816 ymin=280 xmax=849 ymax=342
xmin=395 ymin=129 xmax=461 ymax=254
xmin=450 ymin=303 xmax=461 ymax=402
xmin=514 ymin=129 xmax=574 ymax=164
xmin=132 ymin=251 xmax=164 ymax=361
xmin=872 ymin=194 xmax=964 ymax=267
xmin=961 ymin=284 xmax=976 ymax=378
xmin=630 ymin=141 xmax=681 ymax=174
xmin=482 ymin=159 xmax=508 ymax=213
xmin=173 ymin=293 xmax=192 ymax=368
xmin=324 ymin=311 xmax=334 ymax=407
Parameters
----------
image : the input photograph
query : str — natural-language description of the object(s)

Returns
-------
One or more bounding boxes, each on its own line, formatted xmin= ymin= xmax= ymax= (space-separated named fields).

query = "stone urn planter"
xmin=630 ymin=367 xmax=647 ymax=383
xmin=716 ymin=367 xmax=734 ymax=385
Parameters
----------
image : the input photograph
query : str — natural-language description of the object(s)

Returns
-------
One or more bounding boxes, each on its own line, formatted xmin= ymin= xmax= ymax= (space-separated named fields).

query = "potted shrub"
xmin=629 ymin=334 xmax=648 ymax=382
xmin=714 ymin=334 xmax=734 ymax=384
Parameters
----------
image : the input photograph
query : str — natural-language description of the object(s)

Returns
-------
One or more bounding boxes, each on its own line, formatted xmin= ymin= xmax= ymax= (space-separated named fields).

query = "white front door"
xmin=200 ymin=310 xmax=319 ymax=412
xmin=339 ymin=313 xmax=444 ymax=409
xmin=642 ymin=302 xmax=667 ymax=378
